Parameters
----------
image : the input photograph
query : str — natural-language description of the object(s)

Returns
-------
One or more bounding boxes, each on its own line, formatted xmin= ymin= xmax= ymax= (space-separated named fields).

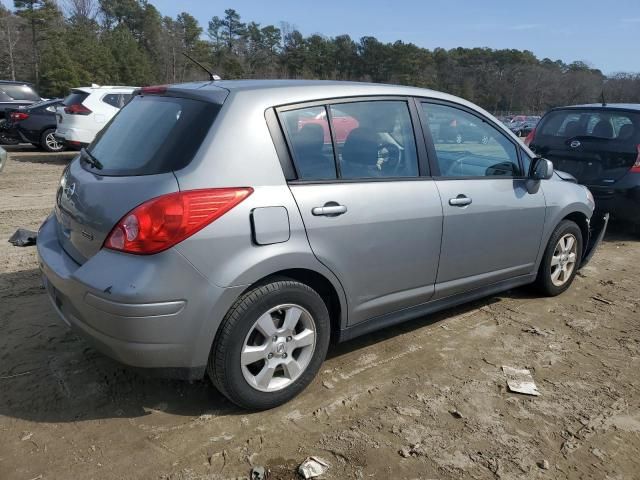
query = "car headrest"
xmin=592 ymin=120 xmax=613 ymax=139
xmin=341 ymin=128 xmax=378 ymax=167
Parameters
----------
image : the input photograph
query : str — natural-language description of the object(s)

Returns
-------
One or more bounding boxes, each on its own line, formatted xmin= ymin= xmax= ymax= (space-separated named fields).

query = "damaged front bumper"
xmin=580 ymin=212 xmax=609 ymax=268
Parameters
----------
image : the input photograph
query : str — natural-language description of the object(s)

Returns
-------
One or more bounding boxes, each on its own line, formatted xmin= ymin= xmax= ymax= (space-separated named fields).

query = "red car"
xmin=298 ymin=108 xmax=359 ymax=144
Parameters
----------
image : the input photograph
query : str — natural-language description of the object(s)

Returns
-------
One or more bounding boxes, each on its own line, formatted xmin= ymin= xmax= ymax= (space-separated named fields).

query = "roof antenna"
xmin=600 ymin=90 xmax=607 ymax=107
xmin=182 ymin=52 xmax=221 ymax=81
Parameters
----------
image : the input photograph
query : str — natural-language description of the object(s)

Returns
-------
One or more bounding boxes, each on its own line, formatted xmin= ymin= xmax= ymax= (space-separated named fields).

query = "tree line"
xmin=1 ymin=0 xmax=639 ymax=114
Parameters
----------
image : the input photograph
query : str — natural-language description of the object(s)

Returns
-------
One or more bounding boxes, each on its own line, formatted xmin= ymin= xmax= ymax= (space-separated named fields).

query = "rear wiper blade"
xmin=80 ymin=147 xmax=103 ymax=170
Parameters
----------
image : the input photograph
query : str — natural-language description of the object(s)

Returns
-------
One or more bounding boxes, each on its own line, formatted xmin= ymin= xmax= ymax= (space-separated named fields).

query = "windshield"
xmin=538 ymin=109 xmax=640 ymax=143
xmin=87 ymin=95 xmax=220 ymax=176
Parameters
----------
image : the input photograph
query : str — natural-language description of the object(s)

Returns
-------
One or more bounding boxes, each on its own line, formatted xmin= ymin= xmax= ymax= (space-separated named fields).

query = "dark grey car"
xmin=37 ymin=81 xmax=606 ymax=409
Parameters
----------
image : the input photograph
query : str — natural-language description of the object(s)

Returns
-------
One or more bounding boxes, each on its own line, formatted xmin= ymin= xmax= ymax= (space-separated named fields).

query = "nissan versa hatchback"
xmin=38 ymin=81 xmax=607 ymax=410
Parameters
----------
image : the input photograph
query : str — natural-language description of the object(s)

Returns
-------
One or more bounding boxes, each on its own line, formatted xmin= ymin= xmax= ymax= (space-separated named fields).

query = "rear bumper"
xmin=590 ymin=182 xmax=640 ymax=224
xmin=55 ymin=126 xmax=95 ymax=145
xmin=37 ymin=214 xmax=244 ymax=378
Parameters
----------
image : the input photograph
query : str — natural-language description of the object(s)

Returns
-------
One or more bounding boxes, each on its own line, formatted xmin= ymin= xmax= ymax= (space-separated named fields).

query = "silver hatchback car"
xmin=38 ymin=80 xmax=607 ymax=409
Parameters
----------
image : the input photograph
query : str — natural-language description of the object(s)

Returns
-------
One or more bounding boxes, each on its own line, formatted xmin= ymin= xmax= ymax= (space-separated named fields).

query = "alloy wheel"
xmin=240 ymin=304 xmax=316 ymax=392
xmin=550 ymin=233 xmax=577 ymax=286
xmin=45 ymin=132 xmax=63 ymax=151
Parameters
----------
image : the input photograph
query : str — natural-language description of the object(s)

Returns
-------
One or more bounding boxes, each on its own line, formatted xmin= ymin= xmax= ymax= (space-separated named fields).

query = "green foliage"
xmin=1 ymin=3 xmax=638 ymax=110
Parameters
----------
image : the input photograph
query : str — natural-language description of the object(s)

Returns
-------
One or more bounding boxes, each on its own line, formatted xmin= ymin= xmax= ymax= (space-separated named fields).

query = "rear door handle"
xmin=449 ymin=195 xmax=472 ymax=207
xmin=312 ymin=204 xmax=347 ymax=216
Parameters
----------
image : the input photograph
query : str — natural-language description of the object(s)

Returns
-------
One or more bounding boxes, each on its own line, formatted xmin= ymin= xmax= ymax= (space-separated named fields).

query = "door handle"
xmin=449 ymin=195 xmax=472 ymax=207
xmin=312 ymin=204 xmax=347 ymax=217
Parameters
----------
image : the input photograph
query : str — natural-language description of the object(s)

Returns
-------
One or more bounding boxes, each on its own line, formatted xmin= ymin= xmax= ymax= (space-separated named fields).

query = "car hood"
xmin=554 ymin=169 xmax=578 ymax=183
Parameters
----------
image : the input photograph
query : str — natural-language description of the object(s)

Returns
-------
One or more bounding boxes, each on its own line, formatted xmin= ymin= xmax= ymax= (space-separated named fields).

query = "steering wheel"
xmin=377 ymin=141 xmax=401 ymax=174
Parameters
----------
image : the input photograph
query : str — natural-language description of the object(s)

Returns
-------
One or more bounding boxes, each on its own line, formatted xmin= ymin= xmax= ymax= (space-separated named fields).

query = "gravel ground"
xmin=1 ymin=148 xmax=639 ymax=480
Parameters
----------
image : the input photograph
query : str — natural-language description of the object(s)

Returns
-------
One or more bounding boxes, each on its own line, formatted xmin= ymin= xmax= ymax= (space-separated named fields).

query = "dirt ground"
xmin=1 ymin=146 xmax=639 ymax=480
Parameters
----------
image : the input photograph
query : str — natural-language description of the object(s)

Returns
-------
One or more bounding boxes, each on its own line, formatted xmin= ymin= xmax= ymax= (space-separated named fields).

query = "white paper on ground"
xmin=299 ymin=456 xmax=330 ymax=479
xmin=502 ymin=366 xmax=540 ymax=396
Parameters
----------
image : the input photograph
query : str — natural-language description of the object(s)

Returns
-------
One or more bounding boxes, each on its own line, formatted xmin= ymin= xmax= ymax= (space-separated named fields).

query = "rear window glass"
xmin=87 ymin=95 xmax=220 ymax=176
xmin=0 ymin=84 xmax=40 ymax=101
xmin=63 ymin=91 xmax=89 ymax=106
xmin=539 ymin=109 xmax=640 ymax=142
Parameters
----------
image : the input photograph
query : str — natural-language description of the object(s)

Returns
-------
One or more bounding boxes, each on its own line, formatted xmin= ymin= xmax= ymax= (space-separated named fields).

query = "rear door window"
xmin=102 ymin=93 xmax=132 ymax=109
xmin=87 ymin=95 xmax=220 ymax=176
xmin=280 ymin=100 xmax=419 ymax=181
xmin=331 ymin=101 xmax=418 ymax=179
xmin=280 ymin=106 xmax=337 ymax=180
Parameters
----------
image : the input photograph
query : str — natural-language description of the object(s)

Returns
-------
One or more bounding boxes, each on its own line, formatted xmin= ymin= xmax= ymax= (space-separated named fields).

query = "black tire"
xmin=208 ymin=279 xmax=331 ymax=410
xmin=40 ymin=128 xmax=64 ymax=152
xmin=535 ymin=220 xmax=583 ymax=296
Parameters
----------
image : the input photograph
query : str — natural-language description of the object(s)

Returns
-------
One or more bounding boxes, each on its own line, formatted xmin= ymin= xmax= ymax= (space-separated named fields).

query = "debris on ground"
xmin=537 ymin=459 xmax=550 ymax=470
xmin=8 ymin=228 xmax=37 ymax=247
xmin=398 ymin=443 xmax=427 ymax=458
xmin=522 ymin=326 xmax=550 ymax=336
xmin=449 ymin=408 xmax=463 ymax=419
xmin=502 ymin=366 xmax=540 ymax=396
xmin=250 ymin=465 xmax=266 ymax=480
xmin=298 ymin=456 xmax=330 ymax=479
xmin=591 ymin=295 xmax=614 ymax=305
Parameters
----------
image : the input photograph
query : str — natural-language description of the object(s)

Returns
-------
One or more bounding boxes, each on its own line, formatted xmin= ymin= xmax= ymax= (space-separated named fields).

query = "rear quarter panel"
xmin=173 ymin=91 xmax=349 ymax=325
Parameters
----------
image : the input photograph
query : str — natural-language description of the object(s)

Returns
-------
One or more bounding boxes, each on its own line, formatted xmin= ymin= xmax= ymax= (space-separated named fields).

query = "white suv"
xmin=55 ymin=85 xmax=137 ymax=148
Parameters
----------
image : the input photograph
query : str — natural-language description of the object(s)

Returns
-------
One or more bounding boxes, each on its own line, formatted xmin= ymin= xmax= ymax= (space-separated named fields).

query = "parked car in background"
xmin=429 ymin=116 xmax=491 ymax=144
xmin=2 ymin=99 xmax=66 ymax=152
xmin=509 ymin=117 xmax=539 ymax=137
xmin=0 ymin=81 xmax=41 ymax=114
xmin=55 ymin=85 xmax=136 ymax=148
xmin=38 ymin=80 xmax=606 ymax=410
xmin=527 ymin=104 xmax=640 ymax=229
xmin=0 ymin=81 xmax=42 ymax=145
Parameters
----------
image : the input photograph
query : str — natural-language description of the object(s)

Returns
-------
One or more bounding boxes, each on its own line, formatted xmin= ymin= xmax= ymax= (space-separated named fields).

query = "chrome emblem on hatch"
xmin=570 ymin=140 xmax=581 ymax=148
xmin=63 ymin=182 xmax=76 ymax=198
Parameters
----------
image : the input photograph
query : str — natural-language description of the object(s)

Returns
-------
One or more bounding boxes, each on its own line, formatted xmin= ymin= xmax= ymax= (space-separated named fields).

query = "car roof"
xmin=0 ymin=80 xmax=34 ymax=86
xmin=170 ymin=79 xmax=488 ymax=114
xmin=551 ymin=103 xmax=640 ymax=112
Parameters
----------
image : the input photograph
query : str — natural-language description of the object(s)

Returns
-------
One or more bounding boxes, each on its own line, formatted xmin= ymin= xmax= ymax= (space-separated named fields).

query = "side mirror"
xmin=531 ymin=157 xmax=554 ymax=180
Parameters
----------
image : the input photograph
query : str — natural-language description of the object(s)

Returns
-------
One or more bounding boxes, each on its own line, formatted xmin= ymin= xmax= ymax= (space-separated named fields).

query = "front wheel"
xmin=535 ymin=220 xmax=582 ymax=296
xmin=208 ymin=279 xmax=331 ymax=410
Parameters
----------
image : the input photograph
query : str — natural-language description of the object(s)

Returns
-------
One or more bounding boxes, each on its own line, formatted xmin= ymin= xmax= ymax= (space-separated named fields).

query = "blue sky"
xmin=3 ymin=0 xmax=639 ymax=73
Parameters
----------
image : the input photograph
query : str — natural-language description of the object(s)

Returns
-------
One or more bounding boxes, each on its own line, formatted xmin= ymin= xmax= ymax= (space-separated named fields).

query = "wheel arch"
xmin=561 ymin=211 xmax=590 ymax=258
xmin=241 ymin=268 xmax=345 ymax=343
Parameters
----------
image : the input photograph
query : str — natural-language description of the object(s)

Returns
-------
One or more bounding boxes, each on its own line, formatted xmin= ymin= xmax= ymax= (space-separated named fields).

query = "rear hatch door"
xmin=55 ymin=92 xmax=223 ymax=264
xmin=531 ymin=108 xmax=639 ymax=186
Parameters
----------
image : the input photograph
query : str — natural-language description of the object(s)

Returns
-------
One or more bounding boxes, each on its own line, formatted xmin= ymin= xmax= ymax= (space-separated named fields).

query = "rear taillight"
xmin=631 ymin=145 xmax=640 ymax=173
xmin=10 ymin=112 xmax=29 ymax=121
xmin=104 ymin=188 xmax=253 ymax=255
xmin=64 ymin=103 xmax=92 ymax=115
xmin=524 ymin=128 xmax=536 ymax=147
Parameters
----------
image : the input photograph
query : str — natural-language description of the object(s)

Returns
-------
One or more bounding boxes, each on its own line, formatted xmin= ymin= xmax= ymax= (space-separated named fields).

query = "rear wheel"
xmin=40 ymin=128 xmax=64 ymax=152
xmin=208 ymin=279 xmax=331 ymax=410
xmin=535 ymin=220 xmax=582 ymax=296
